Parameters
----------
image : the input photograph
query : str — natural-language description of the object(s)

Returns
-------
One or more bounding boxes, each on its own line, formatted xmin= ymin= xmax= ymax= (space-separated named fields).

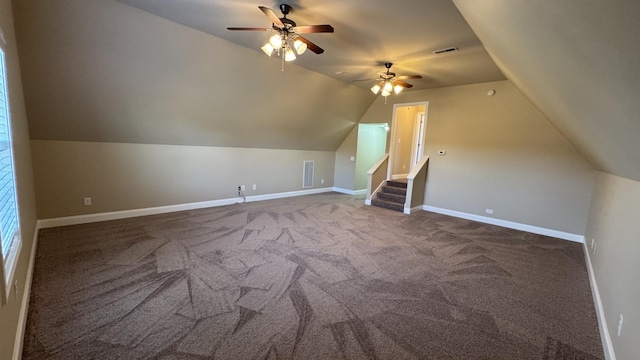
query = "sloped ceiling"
xmin=115 ymin=0 xmax=506 ymax=90
xmin=453 ymin=0 xmax=640 ymax=182
xmin=14 ymin=0 xmax=374 ymax=151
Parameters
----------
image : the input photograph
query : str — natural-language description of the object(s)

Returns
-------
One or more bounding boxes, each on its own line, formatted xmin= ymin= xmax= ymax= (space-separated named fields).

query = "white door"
xmin=413 ymin=112 xmax=426 ymax=167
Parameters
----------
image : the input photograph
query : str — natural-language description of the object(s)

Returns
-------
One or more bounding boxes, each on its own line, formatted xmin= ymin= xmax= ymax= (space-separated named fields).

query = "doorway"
xmin=388 ymin=101 xmax=429 ymax=180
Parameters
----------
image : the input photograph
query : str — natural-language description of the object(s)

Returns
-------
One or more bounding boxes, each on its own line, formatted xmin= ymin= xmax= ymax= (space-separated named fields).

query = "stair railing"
xmin=403 ymin=156 xmax=429 ymax=214
xmin=365 ymin=153 xmax=389 ymax=205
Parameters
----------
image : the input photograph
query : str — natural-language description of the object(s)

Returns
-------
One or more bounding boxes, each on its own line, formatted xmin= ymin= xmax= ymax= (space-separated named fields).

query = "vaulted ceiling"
xmin=453 ymin=0 xmax=640 ymax=182
xmin=14 ymin=0 xmax=640 ymax=182
xmin=116 ymin=0 xmax=506 ymax=90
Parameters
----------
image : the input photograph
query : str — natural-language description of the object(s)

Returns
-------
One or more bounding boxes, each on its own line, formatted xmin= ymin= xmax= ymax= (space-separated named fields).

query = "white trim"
xmin=366 ymin=153 xmax=390 ymax=176
xmin=422 ymin=205 xmax=584 ymax=243
xmin=403 ymin=205 xmax=423 ymax=214
xmin=13 ymin=221 xmax=41 ymax=360
xmin=366 ymin=181 xmax=386 ymax=206
xmin=39 ymin=188 xmax=335 ymax=229
xmin=391 ymin=174 xmax=408 ymax=180
xmin=583 ymin=243 xmax=616 ymax=360
xmin=332 ymin=187 xmax=366 ymax=196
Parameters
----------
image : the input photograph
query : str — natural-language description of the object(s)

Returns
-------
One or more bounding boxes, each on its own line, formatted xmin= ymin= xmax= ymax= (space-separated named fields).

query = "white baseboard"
xmin=364 ymin=199 xmax=372 ymax=206
xmin=583 ymin=243 xmax=616 ymax=360
xmin=333 ymin=187 xmax=366 ymax=196
xmin=39 ymin=187 xmax=335 ymax=229
xmin=422 ymin=205 xmax=584 ymax=243
xmin=404 ymin=205 xmax=423 ymax=214
xmin=13 ymin=221 xmax=41 ymax=360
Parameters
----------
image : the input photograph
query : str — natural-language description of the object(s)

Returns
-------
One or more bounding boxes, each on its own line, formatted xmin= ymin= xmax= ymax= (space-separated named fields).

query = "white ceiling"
xmin=116 ymin=0 xmax=505 ymax=91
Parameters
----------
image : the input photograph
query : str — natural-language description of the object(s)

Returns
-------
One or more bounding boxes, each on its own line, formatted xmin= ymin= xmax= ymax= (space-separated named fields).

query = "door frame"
xmin=387 ymin=101 xmax=429 ymax=180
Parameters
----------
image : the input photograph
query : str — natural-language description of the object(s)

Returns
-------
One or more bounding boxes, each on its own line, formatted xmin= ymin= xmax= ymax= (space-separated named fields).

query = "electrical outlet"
xmin=618 ymin=314 xmax=624 ymax=336
xmin=83 ymin=197 xmax=92 ymax=206
xmin=321 ymin=179 xmax=324 ymax=184
xmin=241 ymin=185 xmax=245 ymax=191
xmin=350 ymin=156 xmax=355 ymax=161
xmin=485 ymin=209 xmax=493 ymax=214
xmin=593 ymin=241 xmax=597 ymax=255
xmin=252 ymin=184 xmax=256 ymax=190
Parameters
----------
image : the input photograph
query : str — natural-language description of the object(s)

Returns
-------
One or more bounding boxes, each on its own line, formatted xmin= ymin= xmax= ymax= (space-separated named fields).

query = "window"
xmin=0 ymin=30 xmax=21 ymax=304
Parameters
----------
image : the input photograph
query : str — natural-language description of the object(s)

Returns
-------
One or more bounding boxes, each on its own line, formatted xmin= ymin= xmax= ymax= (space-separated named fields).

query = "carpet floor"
xmin=22 ymin=193 xmax=604 ymax=359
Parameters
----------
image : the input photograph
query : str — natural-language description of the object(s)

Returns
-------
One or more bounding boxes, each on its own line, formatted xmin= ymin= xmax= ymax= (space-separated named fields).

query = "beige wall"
xmin=584 ymin=172 xmax=640 ymax=359
xmin=453 ymin=0 xmax=640 ymax=183
xmin=354 ymin=124 xmax=387 ymax=190
xmin=360 ymin=80 xmax=595 ymax=235
xmin=13 ymin=0 xmax=373 ymax=151
xmin=31 ymin=140 xmax=336 ymax=219
xmin=0 ymin=0 xmax=38 ymax=359
xmin=333 ymin=126 xmax=357 ymax=191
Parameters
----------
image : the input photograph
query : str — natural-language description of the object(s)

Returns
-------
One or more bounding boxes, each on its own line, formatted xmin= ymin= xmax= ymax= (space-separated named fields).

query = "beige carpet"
xmin=23 ymin=193 xmax=603 ymax=359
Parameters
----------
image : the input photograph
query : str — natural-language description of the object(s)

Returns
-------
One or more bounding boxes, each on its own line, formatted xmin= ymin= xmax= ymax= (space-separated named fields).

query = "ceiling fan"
xmin=354 ymin=63 xmax=423 ymax=98
xmin=227 ymin=4 xmax=334 ymax=65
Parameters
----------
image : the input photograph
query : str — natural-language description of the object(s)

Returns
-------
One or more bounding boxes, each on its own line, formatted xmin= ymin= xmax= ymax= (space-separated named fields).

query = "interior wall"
xmin=0 ymin=0 xmax=38 ymax=359
xmin=354 ymin=124 xmax=387 ymax=190
xmin=391 ymin=106 xmax=417 ymax=176
xmin=333 ymin=126 xmax=357 ymax=191
xmin=31 ymin=140 xmax=335 ymax=219
xmin=452 ymin=0 xmax=640 ymax=183
xmin=13 ymin=0 xmax=373 ymax=151
xmin=584 ymin=172 xmax=639 ymax=359
xmin=360 ymin=80 xmax=595 ymax=235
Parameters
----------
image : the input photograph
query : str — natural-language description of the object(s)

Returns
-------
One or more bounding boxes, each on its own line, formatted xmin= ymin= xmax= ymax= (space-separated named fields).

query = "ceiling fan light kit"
xmin=229 ymin=5 xmax=423 ymax=100
xmin=227 ymin=4 xmax=333 ymax=71
xmin=360 ymin=63 xmax=423 ymax=102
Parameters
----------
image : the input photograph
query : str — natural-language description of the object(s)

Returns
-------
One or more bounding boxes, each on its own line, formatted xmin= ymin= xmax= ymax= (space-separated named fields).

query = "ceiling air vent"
xmin=433 ymin=46 xmax=459 ymax=55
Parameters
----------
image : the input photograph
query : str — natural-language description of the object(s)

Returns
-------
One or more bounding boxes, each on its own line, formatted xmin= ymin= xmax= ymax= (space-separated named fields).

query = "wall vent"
xmin=433 ymin=46 xmax=459 ymax=55
xmin=303 ymin=161 xmax=314 ymax=188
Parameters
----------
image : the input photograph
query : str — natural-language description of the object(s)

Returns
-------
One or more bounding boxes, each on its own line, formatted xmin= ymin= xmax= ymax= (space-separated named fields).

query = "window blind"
xmin=0 ymin=48 xmax=19 ymax=264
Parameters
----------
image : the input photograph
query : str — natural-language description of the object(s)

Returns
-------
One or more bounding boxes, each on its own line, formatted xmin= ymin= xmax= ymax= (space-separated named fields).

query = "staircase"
xmin=371 ymin=179 xmax=407 ymax=212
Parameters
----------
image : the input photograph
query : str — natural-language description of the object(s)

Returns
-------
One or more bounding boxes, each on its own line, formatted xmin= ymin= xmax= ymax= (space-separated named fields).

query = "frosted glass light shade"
xmin=371 ymin=84 xmax=381 ymax=94
xmin=269 ymin=34 xmax=283 ymax=48
xmin=394 ymin=84 xmax=403 ymax=94
xmin=284 ymin=47 xmax=296 ymax=61
xmin=293 ymin=39 xmax=307 ymax=55
xmin=261 ymin=43 xmax=274 ymax=56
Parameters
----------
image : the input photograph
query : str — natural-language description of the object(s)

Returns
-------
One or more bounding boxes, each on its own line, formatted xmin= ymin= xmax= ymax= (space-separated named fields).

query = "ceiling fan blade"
xmin=295 ymin=36 xmax=324 ymax=54
xmin=259 ymin=6 xmax=284 ymax=28
xmin=227 ymin=27 xmax=270 ymax=31
xmin=294 ymin=25 xmax=334 ymax=33
xmin=394 ymin=80 xmax=414 ymax=88
xmin=397 ymin=75 xmax=423 ymax=80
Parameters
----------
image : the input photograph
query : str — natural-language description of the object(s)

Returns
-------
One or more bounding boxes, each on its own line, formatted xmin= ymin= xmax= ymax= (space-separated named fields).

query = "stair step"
xmin=386 ymin=179 xmax=408 ymax=189
xmin=381 ymin=185 xmax=406 ymax=196
xmin=377 ymin=191 xmax=406 ymax=204
xmin=371 ymin=198 xmax=404 ymax=212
